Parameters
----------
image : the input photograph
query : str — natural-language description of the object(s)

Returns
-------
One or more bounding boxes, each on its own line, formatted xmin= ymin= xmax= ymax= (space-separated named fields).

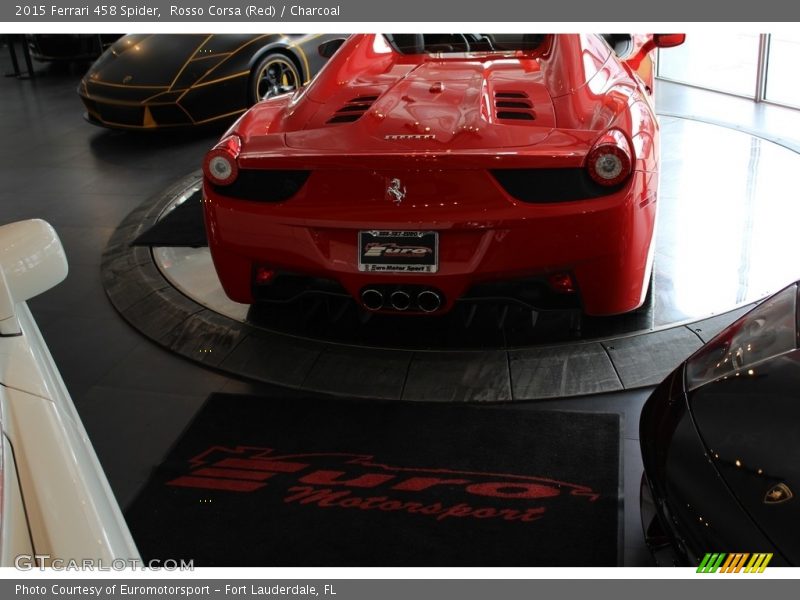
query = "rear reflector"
xmin=548 ymin=272 xmax=577 ymax=294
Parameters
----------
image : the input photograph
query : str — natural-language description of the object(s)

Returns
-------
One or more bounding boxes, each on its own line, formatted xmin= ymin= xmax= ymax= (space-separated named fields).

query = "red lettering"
xmin=436 ymin=503 xmax=474 ymax=521
xmin=191 ymin=467 xmax=275 ymax=481
xmin=419 ymin=503 xmax=444 ymax=515
xmin=497 ymin=508 xmax=524 ymax=521
xmin=466 ymin=482 xmax=560 ymax=499
xmin=338 ymin=497 xmax=363 ymax=508
xmin=359 ymin=496 xmax=390 ymax=510
xmin=391 ymin=476 xmax=471 ymax=492
xmin=281 ymin=486 xmax=549 ymax=525
xmin=299 ymin=470 xmax=395 ymax=488
xmin=167 ymin=476 xmax=266 ymax=492
xmin=215 ymin=458 xmax=308 ymax=472
xmin=471 ymin=508 xmax=499 ymax=519
xmin=283 ymin=486 xmax=350 ymax=506
xmin=520 ymin=508 xmax=546 ymax=522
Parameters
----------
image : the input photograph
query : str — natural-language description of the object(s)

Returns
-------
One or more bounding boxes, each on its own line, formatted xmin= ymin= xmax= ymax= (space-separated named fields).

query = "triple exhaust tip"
xmin=417 ymin=290 xmax=442 ymax=313
xmin=361 ymin=288 xmax=442 ymax=313
xmin=361 ymin=288 xmax=384 ymax=311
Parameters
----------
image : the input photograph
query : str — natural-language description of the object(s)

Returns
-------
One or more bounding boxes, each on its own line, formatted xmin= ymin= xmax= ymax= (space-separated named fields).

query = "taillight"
xmin=586 ymin=129 xmax=632 ymax=186
xmin=203 ymin=134 xmax=241 ymax=186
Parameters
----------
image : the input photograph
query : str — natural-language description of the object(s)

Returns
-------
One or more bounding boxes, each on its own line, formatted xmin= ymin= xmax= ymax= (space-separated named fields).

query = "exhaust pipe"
xmin=361 ymin=288 xmax=384 ymax=311
xmin=417 ymin=290 xmax=442 ymax=313
xmin=390 ymin=290 xmax=411 ymax=311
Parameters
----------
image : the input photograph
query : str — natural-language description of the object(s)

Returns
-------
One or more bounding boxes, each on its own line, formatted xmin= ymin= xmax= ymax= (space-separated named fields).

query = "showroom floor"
xmin=3 ymin=48 xmax=800 ymax=567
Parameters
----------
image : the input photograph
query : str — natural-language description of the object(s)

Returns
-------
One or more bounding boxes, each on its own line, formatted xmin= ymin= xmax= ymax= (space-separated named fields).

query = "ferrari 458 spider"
xmin=202 ymin=33 xmax=684 ymax=316
xmin=640 ymin=281 xmax=800 ymax=567
xmin=78 ymin=34 xmax=337 ymax=129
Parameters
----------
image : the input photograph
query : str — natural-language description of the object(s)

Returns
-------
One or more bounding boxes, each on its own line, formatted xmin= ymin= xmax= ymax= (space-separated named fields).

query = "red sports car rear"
xmin=203 ymin=33 xmax=684 ymax=316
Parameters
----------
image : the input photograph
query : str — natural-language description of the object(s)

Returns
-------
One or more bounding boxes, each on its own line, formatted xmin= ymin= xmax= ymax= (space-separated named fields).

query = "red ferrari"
xmin=203 ymin=34 xmax=685 ymax=316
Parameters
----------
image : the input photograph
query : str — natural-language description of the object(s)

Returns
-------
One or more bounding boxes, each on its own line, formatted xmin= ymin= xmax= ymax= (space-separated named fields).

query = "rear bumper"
xmin=204 ymin=169 xmax=656 ymax=316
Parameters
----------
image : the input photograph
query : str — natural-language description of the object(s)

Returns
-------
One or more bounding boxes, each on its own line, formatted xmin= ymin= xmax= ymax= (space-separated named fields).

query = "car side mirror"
xmin=318 ymin=38 xmax=346 ymax=59
xmin=653 ymin=34 xmax=686 ymax=48
xmin=0 ymin=219 xmax=68 ymax=335
xmin=626 ymin=33 xmax=686 ymax=70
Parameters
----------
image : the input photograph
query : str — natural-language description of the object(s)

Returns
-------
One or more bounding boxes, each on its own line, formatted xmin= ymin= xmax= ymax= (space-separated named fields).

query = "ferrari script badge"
xmin=386 ymin=178 xmax=407 ymax=205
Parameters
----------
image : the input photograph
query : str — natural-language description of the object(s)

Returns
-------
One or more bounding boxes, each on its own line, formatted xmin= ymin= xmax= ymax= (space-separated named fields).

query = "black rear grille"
xmin=494 ymin=91 xmax=536 ymax=122
xmin=491 ymin=168 xmax=625 ymax=203
xmin=496 ymin=111 xmax=535 ymax=121
xmin=211 ymin=169 xmax=310 ymax=202
xmin=495 ymin=91 xmax=528 ymax=99
xmin=496 ymin=100 xmax=532 ymax=109
xmin=326 ymin=95 xmax=379 ymax=125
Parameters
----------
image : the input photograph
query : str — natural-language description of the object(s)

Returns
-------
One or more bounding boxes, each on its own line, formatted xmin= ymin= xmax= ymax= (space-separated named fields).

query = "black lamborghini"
xmin=640 ymin=280 xmax=799 ymax=566
xmin=78 ymin=34 xmax=339 ymax=130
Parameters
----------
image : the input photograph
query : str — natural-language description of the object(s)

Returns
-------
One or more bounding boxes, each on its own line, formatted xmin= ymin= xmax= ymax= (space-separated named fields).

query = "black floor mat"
xmin=132 ymin=191 xmax=207 ymax=247
xmin=125 ymin=394 xmax=621 ymax=566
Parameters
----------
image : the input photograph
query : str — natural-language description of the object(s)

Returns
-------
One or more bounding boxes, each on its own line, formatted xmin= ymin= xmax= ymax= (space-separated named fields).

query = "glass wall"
xmin=765 ymin=34 xmax=800 ymax=108
xmin=657 ymin=33 xmax=760 ymax=98
xmin=657 ymin=33 xmax=800 ymax=109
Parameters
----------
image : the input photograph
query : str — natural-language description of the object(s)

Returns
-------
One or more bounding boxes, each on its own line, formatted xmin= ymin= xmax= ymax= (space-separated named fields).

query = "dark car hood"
xmin=85 ymin=34 xmax=261 ymax=87
xmin=690 ymin=351 xmax=800 ymax=564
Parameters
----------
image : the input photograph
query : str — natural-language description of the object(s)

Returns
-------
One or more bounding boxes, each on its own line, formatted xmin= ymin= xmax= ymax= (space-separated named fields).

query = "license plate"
xmin=358 ymin=230 xmax=438 ymax=273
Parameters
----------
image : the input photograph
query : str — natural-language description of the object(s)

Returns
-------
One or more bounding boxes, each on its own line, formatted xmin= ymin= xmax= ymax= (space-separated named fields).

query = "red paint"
xmin=204 ymin=34 xmax=683 ymax=316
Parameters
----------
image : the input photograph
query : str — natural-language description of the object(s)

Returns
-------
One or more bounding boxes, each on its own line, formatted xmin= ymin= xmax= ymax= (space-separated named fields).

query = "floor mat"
xmin=131 ymin=191 xmax=207 ymax=247
xmin=125 ymin=394 xmax=621 ymax=566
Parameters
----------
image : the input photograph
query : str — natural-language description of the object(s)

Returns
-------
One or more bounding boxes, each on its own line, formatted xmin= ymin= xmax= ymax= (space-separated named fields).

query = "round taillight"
xmin=208 ymin=154 xmax=235 ymax=182
xmin=203 ymin=135 xmax=241 ymax=186
xmin=586 ymin=130 xmax=632 ymax=187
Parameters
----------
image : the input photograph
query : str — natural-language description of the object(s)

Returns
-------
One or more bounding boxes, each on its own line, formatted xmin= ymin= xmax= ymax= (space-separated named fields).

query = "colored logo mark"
xmin=697 ymin=553 xmax=773 ymax=573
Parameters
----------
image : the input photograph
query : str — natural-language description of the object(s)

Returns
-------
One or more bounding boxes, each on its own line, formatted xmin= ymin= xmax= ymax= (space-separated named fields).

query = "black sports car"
xmin=640 ymin=281 xmax=799 ymax=566
xmin=78 ymin=34 xmax=339 ymax=130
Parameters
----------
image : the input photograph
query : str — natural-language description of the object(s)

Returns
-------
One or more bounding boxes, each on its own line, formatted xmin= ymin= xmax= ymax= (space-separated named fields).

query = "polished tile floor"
xmin=3 ymin=48 xmax=800 ymax=567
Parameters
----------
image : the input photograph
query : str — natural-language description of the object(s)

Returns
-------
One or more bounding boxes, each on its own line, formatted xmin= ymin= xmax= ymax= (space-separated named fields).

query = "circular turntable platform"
xmin=102 ymin=116 xmax=800 ymax=401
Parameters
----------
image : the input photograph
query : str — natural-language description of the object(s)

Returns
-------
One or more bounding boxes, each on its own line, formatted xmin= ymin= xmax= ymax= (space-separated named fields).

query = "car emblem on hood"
xmin=386 ymin=178 xmax=407 ymax=205
xmin=764 ymin=482 xmax=793 ymax=504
